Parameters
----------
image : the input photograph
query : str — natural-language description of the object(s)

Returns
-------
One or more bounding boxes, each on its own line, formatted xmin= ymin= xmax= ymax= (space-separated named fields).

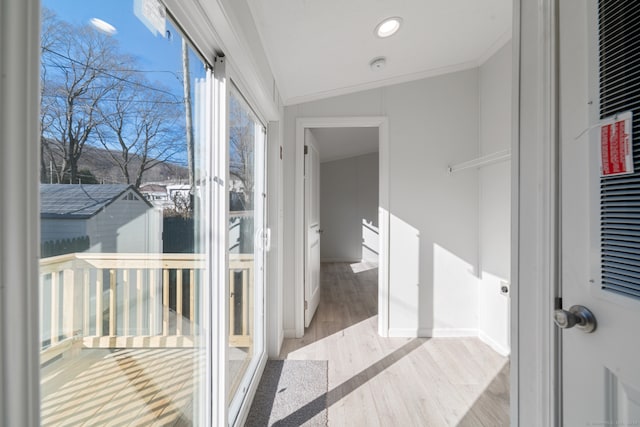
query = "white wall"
xmin=478 ymin=42 xmax=512 ymax=355
xmin=320 ymin=152 xmax=379 ymax=263
xmin=283 ymin=69 xmax=481 ymax=337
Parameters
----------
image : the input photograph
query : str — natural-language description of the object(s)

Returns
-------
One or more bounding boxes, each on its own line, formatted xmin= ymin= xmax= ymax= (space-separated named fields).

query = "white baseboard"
xmin=430 ymin=328 xmax=478 ymax=337
xmin=268 ymin=328 xmax=284 ymax=358
xmin=478 ymin=330 xmax=511 ymax=357
xmin=320 ymin=257 xmax=361 ymax=263
xmin=384 ymin=327 xmax=510 ymax=356
xmin=278 ymin=331 xmax=284 ymax=355
xmin=388 ymin=327 xmax=478 ymax=338
xmin=283 ymin=328 xmax=297 ymax=338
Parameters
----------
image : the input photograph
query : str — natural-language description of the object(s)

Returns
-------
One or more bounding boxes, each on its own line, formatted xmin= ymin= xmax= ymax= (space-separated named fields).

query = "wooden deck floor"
xmin=278 ymin=262 xmax=510 ymax=426
xmin=41 ymin=348 xmax=202 ymax=426
xmin=41 ymin=345 xmax=249 ymax=426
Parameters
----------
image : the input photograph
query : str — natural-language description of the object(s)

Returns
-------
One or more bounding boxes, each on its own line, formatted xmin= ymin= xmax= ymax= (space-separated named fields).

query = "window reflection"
xmin=227 ymin=87 xmax=263 ymax=402
xmin=39 ymin=4 xmax=209 ymax=425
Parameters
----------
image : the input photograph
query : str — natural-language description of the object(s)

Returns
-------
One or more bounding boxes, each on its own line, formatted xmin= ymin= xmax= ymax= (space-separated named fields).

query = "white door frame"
xmin=294 ymin=116 xmax=389 ymax=338
xmin=513 ymin=0 xmax=561 ymax=425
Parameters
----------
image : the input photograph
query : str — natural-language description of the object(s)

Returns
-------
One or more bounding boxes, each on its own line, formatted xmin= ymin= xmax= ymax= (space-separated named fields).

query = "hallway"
xmin=278 ymin=262 xmax=509 ymax=426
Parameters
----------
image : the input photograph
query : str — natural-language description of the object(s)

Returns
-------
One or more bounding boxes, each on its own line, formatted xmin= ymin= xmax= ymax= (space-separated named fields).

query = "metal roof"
xmin=40 ymin=184 xmax=151 ymax=219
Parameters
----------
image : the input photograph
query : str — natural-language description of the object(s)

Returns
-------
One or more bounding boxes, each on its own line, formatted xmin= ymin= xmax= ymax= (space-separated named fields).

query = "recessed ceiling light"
xmin=375 ymin=17 xmax=402 ymax=38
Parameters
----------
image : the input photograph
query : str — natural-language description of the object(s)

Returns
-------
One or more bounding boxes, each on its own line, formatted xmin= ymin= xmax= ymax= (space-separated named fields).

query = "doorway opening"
xmin=306 ymin=127 xmax=381 ymax=332
xmin=294 ymin=117 xmax=390 ymax=337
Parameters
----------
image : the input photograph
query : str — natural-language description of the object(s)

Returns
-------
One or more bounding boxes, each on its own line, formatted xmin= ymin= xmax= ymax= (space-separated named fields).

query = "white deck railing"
xmin=40 ymin=252 xmax=253 ymax=364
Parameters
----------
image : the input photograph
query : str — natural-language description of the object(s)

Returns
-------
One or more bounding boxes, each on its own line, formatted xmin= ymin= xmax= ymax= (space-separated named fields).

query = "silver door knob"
xmin=553 ymin=305 xmax=597 ymax=333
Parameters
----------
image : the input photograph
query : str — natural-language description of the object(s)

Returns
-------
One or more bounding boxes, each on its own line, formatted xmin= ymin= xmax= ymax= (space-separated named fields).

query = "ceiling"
xmin=247 ymin=0 xmax=512 ymax=105
xmin=311 ymin=127 xmax=379 ymax=163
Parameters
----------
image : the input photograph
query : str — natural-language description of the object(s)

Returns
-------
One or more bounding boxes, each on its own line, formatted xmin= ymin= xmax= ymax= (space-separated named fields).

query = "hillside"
xmin=42 ymin=142 xmax=189 ymax=185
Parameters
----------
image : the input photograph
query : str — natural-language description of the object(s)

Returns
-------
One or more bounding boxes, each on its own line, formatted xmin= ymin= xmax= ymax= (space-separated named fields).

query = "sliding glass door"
xmin=38 ymin=3 xmax=213 ymax=424
xmin=38 ymin=3 xmax=268 ymax=425
xmin=227 ymin=82 xmax=267 ymax=422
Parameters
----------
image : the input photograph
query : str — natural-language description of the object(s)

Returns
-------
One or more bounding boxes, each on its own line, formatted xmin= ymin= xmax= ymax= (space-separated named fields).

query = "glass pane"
xmin=228 ymin=85 xmax=265 ymax=407
xmin=39 ymin=2 xmax=210 ymax=425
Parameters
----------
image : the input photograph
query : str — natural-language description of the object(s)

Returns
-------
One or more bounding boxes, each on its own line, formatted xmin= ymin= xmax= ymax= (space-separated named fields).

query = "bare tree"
xmin=40 ymin=8 xmax=124 ymax=183
xmin=96 ymin=76 xmax=184 ymax=188
xmin=229 ymin=95 xmax=256 ymax=210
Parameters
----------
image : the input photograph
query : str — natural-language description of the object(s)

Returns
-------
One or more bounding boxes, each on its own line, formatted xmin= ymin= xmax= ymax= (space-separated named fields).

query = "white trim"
xmin=283 ymin=35 xmax=514 ymax=107
xmin=165 ymin=0 xmax=279 ymax=121
xmin=225 ymin=66 xmax=270 ymax=426
xmin=285 ymin=61 xmax=479 ymax=106
xmin=164 ymin=0 xmax=222 ymax=63
xmin=429 ymin=328 xmax=479 ymax=337
xmin=477 ymin=30 xmax=514 ymax=66
xmin=295 ymin=117 xmax=390 ymax=338
xmin=233 ymin=352 xmax=268 ymax=427
xmin=389 ymin=327 xmax=512 ymax=357
xmin=510 ymin=0 xmax=522 ymax=425
xmin=198 ymin=0 xmax=279 ymax=121
xmin=478 ymin=330 xmax=511 ymax=357
xmin=448 ymin=149 xmax=511 ymax=173
xmin=2 ymin=0 xmax=41 ymax=422
xmin=378 ymin=205 xmax=390 ymax=337
xmin=320 ymin=149 xmax=380 ymax=164
xmin=514 ymin=0 xmax=559 ymax=424
xmin=267 ymin=120 xmax=284 ymax=358
xmin=212 ymin=56 xmax=229 ymax=427
xmin=283 ymin=328 xmax=297 ymax=338
xmin=0 ymin=0 xmax=42 ymax=425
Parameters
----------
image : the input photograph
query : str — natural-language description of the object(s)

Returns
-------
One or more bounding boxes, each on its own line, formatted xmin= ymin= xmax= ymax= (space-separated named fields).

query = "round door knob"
xmin=553 ymin=304 xmax=597 ymax=333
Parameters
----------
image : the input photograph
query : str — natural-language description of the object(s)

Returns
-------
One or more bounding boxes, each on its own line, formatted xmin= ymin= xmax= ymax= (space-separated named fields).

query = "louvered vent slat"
xmin=603 ymin=258 xmax=640 ymax=272
xmin=603 ymin=249 xmax=640 ymax=262
xmin=603 ymin=241 xmax=640 ymax=252
xmin=599 ymin=0 xmax=640 ymax=299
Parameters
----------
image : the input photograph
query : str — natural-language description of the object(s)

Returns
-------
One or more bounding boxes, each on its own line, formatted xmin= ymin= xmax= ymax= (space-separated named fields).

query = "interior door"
xmin=559 ymin=0 xmax=640 ymax=424
xmin=304 ymin=130 xmax=321 ymax=327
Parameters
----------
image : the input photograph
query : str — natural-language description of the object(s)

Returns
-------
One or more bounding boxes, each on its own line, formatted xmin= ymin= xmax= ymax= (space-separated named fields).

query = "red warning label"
xmin=600 ymin=112 xmax=633 ymax=177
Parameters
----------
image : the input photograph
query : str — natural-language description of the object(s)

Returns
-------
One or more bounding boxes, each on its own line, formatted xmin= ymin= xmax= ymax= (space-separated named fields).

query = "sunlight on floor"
xmin=349 ymin=260 xmax=378 ymax=274
xmin=279 ymin=262 xmax=509 ymax=426
xmin=41 ymin=348 xmax=203 ymax=426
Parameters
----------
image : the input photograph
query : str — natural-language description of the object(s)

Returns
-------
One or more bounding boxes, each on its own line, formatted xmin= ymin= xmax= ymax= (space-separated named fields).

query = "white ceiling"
xmin=247 ymin=0 xmax=512 ymax=105
xmin=311 ymin=127 xmax=379 ymax=163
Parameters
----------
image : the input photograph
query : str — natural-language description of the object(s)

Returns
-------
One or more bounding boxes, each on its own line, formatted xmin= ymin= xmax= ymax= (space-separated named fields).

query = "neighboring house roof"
xmin=40 ymin=184 xmax=152 ymax=219
xmin=139 ymin=183 xmax=167 ymax=193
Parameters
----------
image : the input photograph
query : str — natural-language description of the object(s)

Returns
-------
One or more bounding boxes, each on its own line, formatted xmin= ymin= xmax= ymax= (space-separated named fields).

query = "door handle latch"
xmin=553 ymin=304 xmax=597 ymax=333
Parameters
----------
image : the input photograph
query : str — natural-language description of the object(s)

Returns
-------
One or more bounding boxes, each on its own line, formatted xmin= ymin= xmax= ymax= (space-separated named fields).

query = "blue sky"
xmin=42 ymin=1 xmax=210 ymax=169
xmin=42 ymin=0 xmax=203 ymax=90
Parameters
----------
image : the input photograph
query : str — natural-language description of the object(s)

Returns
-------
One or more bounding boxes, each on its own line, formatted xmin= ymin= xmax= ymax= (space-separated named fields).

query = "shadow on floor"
xmin=279 ymin=262 xmax=379 ymax=358
xmin=272 ymin=338 xmax=426 ymax=426
xmin=457 ymin=361 xmax=510 ymax=426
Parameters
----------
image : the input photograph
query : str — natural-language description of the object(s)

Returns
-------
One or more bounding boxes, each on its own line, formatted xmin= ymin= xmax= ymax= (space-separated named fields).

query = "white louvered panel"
xmin=599 ymin=0 xmax=640 ymax=299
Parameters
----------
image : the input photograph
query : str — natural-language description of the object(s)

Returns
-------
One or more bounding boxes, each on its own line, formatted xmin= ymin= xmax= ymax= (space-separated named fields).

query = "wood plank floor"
xmin=278 ymin=262 xmax=510 ymax=427
xmin=41 ymin=348 xmax=203 ymax=427
xmin=40 ymin=345 xmax=252 ymax=426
